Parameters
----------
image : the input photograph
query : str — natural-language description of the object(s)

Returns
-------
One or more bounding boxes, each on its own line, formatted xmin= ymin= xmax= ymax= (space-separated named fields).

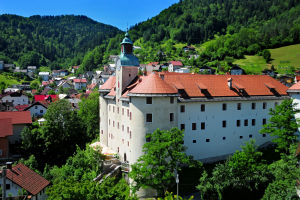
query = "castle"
xmin=99 ymin=33 xmax=289 ymax=164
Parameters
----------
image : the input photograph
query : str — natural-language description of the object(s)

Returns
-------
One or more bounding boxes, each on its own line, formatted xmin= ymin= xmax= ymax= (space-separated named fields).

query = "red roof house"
xmin=1 ymin=163 xmax=50 ymax=198
xmin=0 ymin=111 xmax=32 ymax=156
xmin=34 ymin=95 xmax=58 ymax=102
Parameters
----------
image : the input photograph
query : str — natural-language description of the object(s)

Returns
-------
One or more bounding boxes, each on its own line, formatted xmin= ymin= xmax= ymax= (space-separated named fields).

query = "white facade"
xmin=26 ymin=104 xmax=47 ymax=117
xmin=1 ymin=94 xmax=29 ymax=106
xmin=100 ymin=94 xmax=284 ymax=163
xmin=38 ymin=72 xmax=50 ymax=81
xmin=0 ymin=178 xmax=47 ymax=200
xmin=74 ymin=82 xmax=87 ymax=90
xmin=174 ymin=68 xmax=190 ymax=73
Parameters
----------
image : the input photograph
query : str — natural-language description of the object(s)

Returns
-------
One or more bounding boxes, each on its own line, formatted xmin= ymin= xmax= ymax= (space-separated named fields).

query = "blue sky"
xmin=0 ymin=0 xmax=179 ymax=30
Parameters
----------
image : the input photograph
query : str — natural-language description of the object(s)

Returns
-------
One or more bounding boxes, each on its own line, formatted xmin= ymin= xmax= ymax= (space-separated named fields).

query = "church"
xmin=99 ymin=32 xmax=289 ymax=164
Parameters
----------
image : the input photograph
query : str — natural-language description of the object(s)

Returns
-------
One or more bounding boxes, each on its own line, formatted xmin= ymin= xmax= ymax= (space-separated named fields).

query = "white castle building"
xmin=99 ymin=33 xmax=289 ymax=164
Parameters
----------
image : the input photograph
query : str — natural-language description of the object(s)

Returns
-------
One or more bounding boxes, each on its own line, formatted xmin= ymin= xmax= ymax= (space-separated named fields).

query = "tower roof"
xmin=121 ymin=32 xmax=133 ymax=44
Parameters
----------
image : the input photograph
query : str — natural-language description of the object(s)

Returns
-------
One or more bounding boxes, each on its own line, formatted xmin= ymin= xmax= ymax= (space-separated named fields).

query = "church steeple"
xmin=121 ymin=32 xmax=133 ymax=55
xmin=118 ymin=32 xmax=139 ymax=67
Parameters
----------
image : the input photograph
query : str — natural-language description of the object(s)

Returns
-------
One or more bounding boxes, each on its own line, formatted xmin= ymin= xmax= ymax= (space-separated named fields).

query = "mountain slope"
xmin=0 ymin=14 xmax=122 ymax=69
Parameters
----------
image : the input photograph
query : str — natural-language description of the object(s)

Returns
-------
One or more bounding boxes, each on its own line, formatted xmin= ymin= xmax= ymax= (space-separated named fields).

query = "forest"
xmin=0 ymin=14 xmax=121 ymax=69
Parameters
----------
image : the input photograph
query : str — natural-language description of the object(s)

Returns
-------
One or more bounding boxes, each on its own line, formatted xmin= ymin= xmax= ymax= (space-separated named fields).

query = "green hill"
xmin=233 ymin=44 xmax=300 ymax=74
xmin=97 ymin=0 xmax=300 ymax=74
xmin=0 ymin=14 xmax=122 ymax=69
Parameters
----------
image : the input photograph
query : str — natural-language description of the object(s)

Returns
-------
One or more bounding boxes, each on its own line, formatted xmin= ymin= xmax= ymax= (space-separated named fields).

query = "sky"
xmin=0 ymin=0 xmax=179 ymax=30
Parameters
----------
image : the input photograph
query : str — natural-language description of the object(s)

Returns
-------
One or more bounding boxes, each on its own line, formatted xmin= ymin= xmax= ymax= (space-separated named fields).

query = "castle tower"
xmin=116 ymin=32 xmax=139 ymax=102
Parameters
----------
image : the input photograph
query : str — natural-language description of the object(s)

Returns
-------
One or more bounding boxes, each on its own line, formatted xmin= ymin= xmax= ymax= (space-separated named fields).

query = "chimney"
xmin=159 ymin=74 xmax=165 ymax=80
xmin=6 ymin=162 xmax=12 ymax=170
xmin=227 ymin=78 xmax=232 ymax=89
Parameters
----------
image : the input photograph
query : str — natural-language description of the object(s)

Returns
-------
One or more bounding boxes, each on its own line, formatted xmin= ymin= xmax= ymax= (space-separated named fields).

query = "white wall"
xmin=178 ymin=100 xmax=279 ymax=161
xmin=289 ymin=92 xmax=300 ymax=131
xmin=2 ymin=95 xmax=29 ymax=106
xmin=27 ymin=105 xmax=47 ymax=117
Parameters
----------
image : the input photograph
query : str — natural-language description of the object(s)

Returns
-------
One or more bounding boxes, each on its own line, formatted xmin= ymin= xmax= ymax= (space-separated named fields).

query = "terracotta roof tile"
xmin=5 ymin=163 xmax=50 ymax=195
xmin=73 ymin=79 xmax=87 ymax=83
xmin=15 ymin=104 xmax=30 ymax=111
xmin=288 ymin=81 xmax=300 ymax=91
xmin=0 ymin=111 xmax=32 ymax=124
xmin=169 ymin=61 xmax=183 ymax=66
xmin=100 ymin=76 xmax=116 ymax=90
xmin=129 ymin=73 xmax=177 ymax=94
xmin=0 ymin=118 xmax=13 ymax=137
xmin=34 ymin=95 xmax=58 ymax=102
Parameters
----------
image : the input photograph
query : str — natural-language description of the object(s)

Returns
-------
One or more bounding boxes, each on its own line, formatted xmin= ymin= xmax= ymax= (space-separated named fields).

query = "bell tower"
xmin=116 ymin=32 xmax=139 ymax=102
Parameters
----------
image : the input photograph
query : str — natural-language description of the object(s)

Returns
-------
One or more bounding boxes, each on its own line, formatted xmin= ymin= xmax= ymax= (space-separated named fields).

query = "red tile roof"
xmin=0 ymin=111 xmax=32 ymax=124
xmin=34 ymin=95 xmax=58 ymax=102
xmin=73 ymin=66 xmax=80 ymax=69
xmin=73 ymin=79 xmax=87 ymax=83
xmin=87 ymin=83 xmax=97 ymax=90
xmin=288 ymin=81 xmax=300 ymax=91
xmin=5 ymin=163 xmax=50 ymax=195
xmin=0 ymin=118 xmax=13 ymax=137
xmin=100 ymin=76 xmax=116 ymax=90
xmin=169 ymin=61 xmax=183 ymax=66
xmin=163 ymin=74 xmax=287 ymax=97
xmin=42 ymin=81 xmax=50 ymax=86
xmin=147 ymin=62 xmax=159 ymax=66
xmin=15 ymin=104 xmax=30 ymax=111
xmin=100 ymin=73 xmax=288 ymax=98
xmin=129 ymin=73 xmax=177 ymax=94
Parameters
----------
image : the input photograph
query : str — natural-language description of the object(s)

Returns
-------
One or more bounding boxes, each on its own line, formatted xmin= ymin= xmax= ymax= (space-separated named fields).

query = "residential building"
xmin=168 ymin=61 xmax=183 ymax=72
xmin=39 ymin=72 xmax=50 ymax=81
xmin=0 ymin=92 xmax=29 ymax=106
xmin=0 ymin=163 xmax=50 ymax=199
xmin=183 ymin=45 xmax=195 ymax=52
xmin=199 ymin=66 xmax=214 ymax=74
xmin=34 ymin=95 xmax=58 ymax=103
xmin=0 ymin=111 xmax=32 ymax=146
xmin=230 ymin=65 xmax=244 ymax=75
xmin=27 ymin=66 xmax=37 ymax=73
xmin=174 ymin=67 xmax=190 ymax=73
xmin=24 ymin=102 xmax=47 ymax=117
xmin=287 ymin=81 xmax=300 ymax=126
xmin=73 ymin=79 xmax=87 ymax=90
xmin=99 ymin=32 xmax=289 ymax=167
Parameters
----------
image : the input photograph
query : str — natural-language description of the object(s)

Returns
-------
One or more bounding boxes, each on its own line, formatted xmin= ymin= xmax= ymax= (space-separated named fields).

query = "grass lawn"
xmin=0 ymin=73 xmax=21 ymax=86
xmin=269 ymin=43 xmax=300 ymax=70
xmin=233 ymin=55 xmax=268 ymax=74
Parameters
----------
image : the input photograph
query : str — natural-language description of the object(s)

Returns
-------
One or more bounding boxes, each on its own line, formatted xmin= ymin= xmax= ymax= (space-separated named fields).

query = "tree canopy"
xmin=129 ymin=128 xmax=195 ymax=197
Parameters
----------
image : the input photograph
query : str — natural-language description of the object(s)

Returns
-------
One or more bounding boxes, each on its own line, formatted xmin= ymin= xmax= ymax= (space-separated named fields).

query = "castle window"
xmin=263 ymin=102 xmax=267 ymax=109
xmin=263 ymin=118 xmax=267 ymax=125
xmin=249 ymin=134 xmax=253 ymax=138
xmin=109 ymin=105 xmax=111 ymax=111
xmin=101 ymin=130 xmax=103 ymax=134
xmin=113 ymin=121 xmax=115 ymax=127
xmin=170 ymin=113 xmax=174 ymax=122
xmin=117 ymin=107 xmax=119 ymax=114
xmin=122 ymin=125 xmax=124 ymax=131
xmin=237 ymin=103 xmax=241 ymax=110
xmin=130 ymin=112 xmax=132 ymax=120
xmin=201 ymin=104 xmax=205 ymax=112
xmin=146 ymin=114 xmax=152 ymax=122
xmin=240 ymin=136 xmax=243 ymax=139
xmin=130 ymin=131 xmax=132 ymax=139
xmin=127 ymin=127 xmax=129 ymax=133
xmin=180 ymin=105 xmax=185 ymax=112
xmin=170 ymin=97 xmax=174 ymax=104
xmin=192 ymin=123 xmax=196 ymax=130
xmin=252 ymin=103 xmax=256 ymax=110
xmin=263 ymin=134 xmax=266 ymax=137
xmin=201 ymin=122 xmax=205 ymax=130
xmin=128 ymin=141 xmax=129 ymax=146
xmin=117 ymin=122 xmax=119 ymax=129
xmin=129 ymin=74 xmax=131 ymax=77
xmin=236 ymin=120 xmax=241 ymax=127
xmin=146 ymin=97 xmax=152 ymax=104
xmin=193 ymin=140 xmax=196 ymax=143
xmin=222 ymin=103 xmax=227 ymax=111
xmin=244 ymin=119 xmax=248 ymax=126
xmin=109 ymin=119 xmax=110 ymax=125
xmin=222 ymin=137 xmax=226 ymax=140
xmin=113 ymin=106 xmax=115 ymax=113
xmin=206 ymin=139 xmax=210 ymax=142
xmin=252 ymin=119 xmax=256 ymax=126
xmin=122 ymin=108 xmax=124 ymax=115
xmin=127 ymin=109 xmax=129 ymax=117
xmin=180 ymin=124 xmax=185 ymax=130
xmin=222 ymin=120 xmax=226 ymax=128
